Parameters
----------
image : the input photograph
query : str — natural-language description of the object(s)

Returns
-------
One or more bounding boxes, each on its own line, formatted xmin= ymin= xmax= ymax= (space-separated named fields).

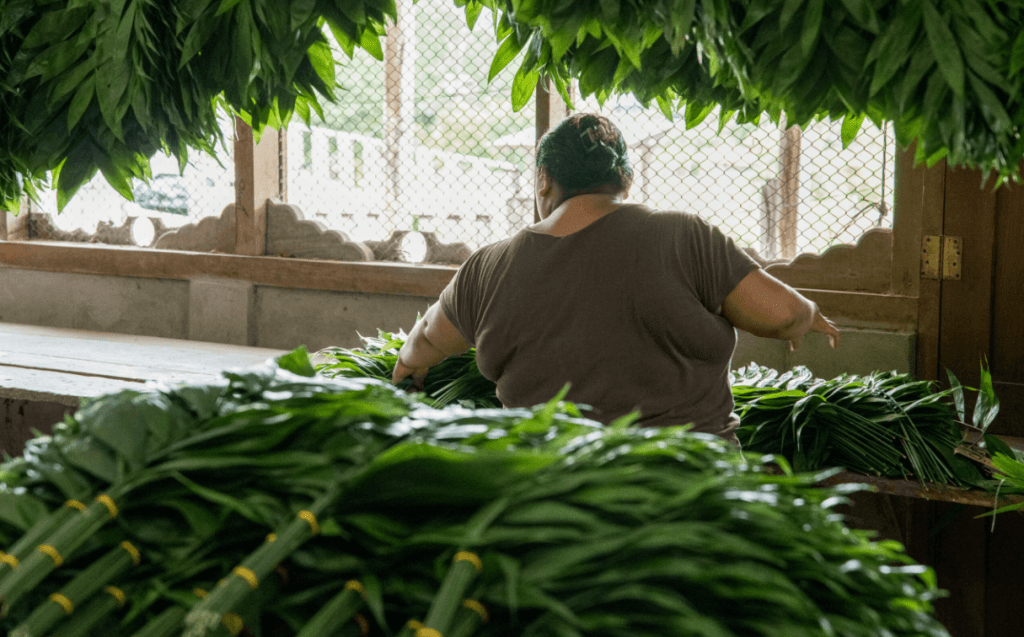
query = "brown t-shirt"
xmin=439 ymin=204 xmax=759 ymax=442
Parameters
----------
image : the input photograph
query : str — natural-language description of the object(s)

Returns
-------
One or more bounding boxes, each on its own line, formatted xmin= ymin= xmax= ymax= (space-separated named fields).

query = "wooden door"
xmin=916 ymin=162 xmax=1024 ymax=437
xmin=909 ymin=161 xmax=1024 ymax=637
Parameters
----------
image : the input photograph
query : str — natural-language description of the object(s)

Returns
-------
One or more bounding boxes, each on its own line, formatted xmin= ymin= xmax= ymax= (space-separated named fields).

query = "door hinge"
xmin=921 ymin=235 xmax=962 ymax=280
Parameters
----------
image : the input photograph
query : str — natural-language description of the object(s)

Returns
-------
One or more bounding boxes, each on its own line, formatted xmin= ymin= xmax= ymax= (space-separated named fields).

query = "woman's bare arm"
xmin=721 ymin=269 xmax=840 ymax=350
xmin=393 ymin=302 xmax=471 ymax=388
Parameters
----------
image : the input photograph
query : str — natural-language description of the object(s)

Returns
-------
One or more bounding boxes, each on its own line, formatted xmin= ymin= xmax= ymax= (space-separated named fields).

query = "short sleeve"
xmin=438 ymin=251 xmax=484 ymax=346
xmin=685 ymin=215 xmax=761 ymax=312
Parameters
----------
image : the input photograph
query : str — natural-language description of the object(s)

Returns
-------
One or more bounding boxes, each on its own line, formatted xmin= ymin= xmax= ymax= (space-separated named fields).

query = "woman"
xmin=393 ymin=113 xmax=839 ymax=445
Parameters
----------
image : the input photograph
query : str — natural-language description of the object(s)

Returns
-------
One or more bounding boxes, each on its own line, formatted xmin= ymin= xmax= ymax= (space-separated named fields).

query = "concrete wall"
xmin=0 ymin=266 xmax=433 ymax=352
xmin=0 ymin=265 xmax=915 ymax=375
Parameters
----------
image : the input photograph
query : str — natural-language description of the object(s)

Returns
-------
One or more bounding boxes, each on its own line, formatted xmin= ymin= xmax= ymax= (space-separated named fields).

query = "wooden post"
xmin=778 ymin=123 xmax=801 ymax=260
xmin=383 ymin=0 xmax=416 ymax=232
xmin=233 ymin=117 xmax=283 ymax=256
xmin=534 ymin=77 xmax=569 ymax=223
xmin=0 ymin=208 xmax=8 ymax=241
xmin=638 ymin=139 xmax=656 ymax=204
xmin=759 ymin=178 xmax=781 ymax=260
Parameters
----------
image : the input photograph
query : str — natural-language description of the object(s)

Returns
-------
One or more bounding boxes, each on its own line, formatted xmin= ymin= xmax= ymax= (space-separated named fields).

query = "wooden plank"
xmin=989 ymin=381 xmax=1024 ymax=438
xmin=931 ymin=501 xmax=988 ymax=637
xmin=766 ymin=228 xmax=892 ymax=292
xmin=984 ymin=506 xmax=1024 ymax=637
xmin=795 ymin=289 xmax=917 ymax=330
xmin=817 ymin=471 xmax=1024 ymax=508
xmin=0 ymin=241 xmax=455 ymax=297
xmin=939 ymin=166 xmax=998 ymax=389
xmin=916 ymin=158 xmax=946 ymax=380
xmin=0 ymin=365 xmax=142 ymax=406
xmin=0 ymin=323 xmax=282 ymax=375
xmin=991 ymin=178 xmax=1024 ymax=383
xmin=892 ymin=145 xmax=922 ymax=295
xmin=534 ymin=77 xmax=569 ymax=223
xmin=0 ymin=348 xmax=257 ymax=386
xmin=233 ymin=118 xmax=281 ymax=256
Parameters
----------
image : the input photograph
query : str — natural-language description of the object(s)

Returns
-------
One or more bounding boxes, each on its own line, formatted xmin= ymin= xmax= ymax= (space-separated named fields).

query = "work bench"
xmin=2 ymin=321 xmax=1021 ymax=636
xmin=0 ymin=322 xmax=284 ymax=455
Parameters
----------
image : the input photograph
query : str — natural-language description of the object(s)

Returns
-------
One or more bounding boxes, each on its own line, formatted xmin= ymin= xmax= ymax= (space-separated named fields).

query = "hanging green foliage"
xmin=0 ymin=349 xmax=950 ymax=636
xmin=0 ymin=0 xmax=394 ymax=211
xmin=2 ymin=0 xmax=1022 ymax=213
xmin=476 ymin=0 xmax=1024 ymax=182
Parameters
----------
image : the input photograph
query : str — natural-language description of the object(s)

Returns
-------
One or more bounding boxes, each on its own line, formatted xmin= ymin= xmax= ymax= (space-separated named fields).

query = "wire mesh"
xmin=286 ymin=0 xmax=535 ymax=260
xmin=575 ymin=96 xmax=894 ymax=262
xmin=287 ymin=0 xmax=893 ymax=263
xmin=8 ymin=0 xmax=893 ymax=262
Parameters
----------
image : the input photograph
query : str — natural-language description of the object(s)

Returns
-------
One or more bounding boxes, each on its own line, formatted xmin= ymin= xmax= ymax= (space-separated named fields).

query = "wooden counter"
xmin=0 ymin=322 xmax=285 ymax=454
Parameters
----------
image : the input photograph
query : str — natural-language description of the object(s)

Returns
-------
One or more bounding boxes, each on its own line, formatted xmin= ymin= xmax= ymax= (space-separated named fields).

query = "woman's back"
xmin=439 ymin=204 xmax=758 ymax=437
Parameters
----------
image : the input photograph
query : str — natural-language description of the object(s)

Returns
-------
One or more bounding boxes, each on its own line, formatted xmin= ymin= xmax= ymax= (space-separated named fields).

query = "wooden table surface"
xmin=0 ymin=323 xmax=286 ymax=406
xmin=819 ymin=434 xmax=1024 ymax=508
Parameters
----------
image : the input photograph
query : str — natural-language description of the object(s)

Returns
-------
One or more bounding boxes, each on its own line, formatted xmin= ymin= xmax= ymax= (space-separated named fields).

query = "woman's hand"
xmin=392 ymin=356 xmax=430 ymax=390
xmin=788 ymin=308 xmax=840 ymax=351
xmin=391 ymin=302 xmax=471 ymax=391
xmin=723 ymin=269 xmax=841 ymax=350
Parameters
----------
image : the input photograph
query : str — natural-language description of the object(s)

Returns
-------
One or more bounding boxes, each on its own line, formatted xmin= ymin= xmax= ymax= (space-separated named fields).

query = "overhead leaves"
xmin=2 ymin=0 xmax=1024 ymax=213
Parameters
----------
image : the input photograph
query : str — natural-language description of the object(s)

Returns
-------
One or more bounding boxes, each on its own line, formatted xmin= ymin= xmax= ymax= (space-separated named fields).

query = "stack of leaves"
xmin=319 ymin=333 xmax=1022 ymax=494
xmin=732 ymin=363 xmax=1019 ymax=493
xmin=0 ymin=349 xmax=949 ymax=636
xmin=317 ymin=330 xmax=500 ymax=408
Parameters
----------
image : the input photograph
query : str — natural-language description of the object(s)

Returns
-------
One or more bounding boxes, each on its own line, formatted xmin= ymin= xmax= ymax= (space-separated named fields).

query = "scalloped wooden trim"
xmin=153 ymin=204 xmax=236 ymax=253
xmin=265 ymin=201 xmax=373 ymax=261
xmin=421 ymin=231 xmax=471 ymax=265
xmin=765 ymin=227 xmax=893 ymax=293
xmin=29 ymin=213 xmax=136 ymax=245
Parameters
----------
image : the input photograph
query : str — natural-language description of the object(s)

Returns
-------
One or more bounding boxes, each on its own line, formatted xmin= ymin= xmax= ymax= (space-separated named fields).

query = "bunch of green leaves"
xmin=0 ymin=349 xmax=950 ymax=637
xmin=317 ymin=330 xmax=501 ymax=408
xmin=0 ymin=0 xmax=395 ymax=210
xmin=732 ymin=364 xmax=989 ymax=487
xmin=302 ymin=423 xmax=949 ymax=637
xmin=476 ymin=0 xmax=1024 ymax=182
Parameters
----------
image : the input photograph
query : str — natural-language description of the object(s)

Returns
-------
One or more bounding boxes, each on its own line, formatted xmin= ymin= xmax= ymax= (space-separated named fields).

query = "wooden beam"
xmin=0 ymin=241 xmax=452 ymax=298
xmin=778 ymin=124 xmax=801 ymax=260
xmin=915 ymin=156 xmax=947 ymax=380
xmin=534 ymin=77 xmax=569 ymax=223
xmin=818 ymin=471 xmax=1024 ymax=509
xmin=938 ymin=166 xmax=997 ymax=389
xmin=891 ymin=144 xmax=922 ymax=296
xmin=233 ymin=117 xmax=282 ymax=256
xmin=796 ymin=288 xmax=917 ymax=330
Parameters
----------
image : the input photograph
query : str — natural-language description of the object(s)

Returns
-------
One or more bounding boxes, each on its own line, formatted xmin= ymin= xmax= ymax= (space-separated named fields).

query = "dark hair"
xmin=536 ymin=113 xmax=633 ymax=197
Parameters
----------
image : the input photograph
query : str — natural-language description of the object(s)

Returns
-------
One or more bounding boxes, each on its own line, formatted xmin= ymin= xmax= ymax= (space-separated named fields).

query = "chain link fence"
xmin=288 ymin=0 xmax=893 ymax=263
xmin=582 ymin=97 xmax=894 ymax=262
xmin=285 ymin=0 xmax=534 ymax=261
xmin=8 ymin=0 xmax=892 ymax=263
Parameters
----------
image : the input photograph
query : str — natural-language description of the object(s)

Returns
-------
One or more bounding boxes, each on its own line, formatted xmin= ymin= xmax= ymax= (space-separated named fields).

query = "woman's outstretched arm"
xmin=721 ymin=268 xmax=840 ymax=351
xmin=393 ymin=302 xmax=471 ymax=389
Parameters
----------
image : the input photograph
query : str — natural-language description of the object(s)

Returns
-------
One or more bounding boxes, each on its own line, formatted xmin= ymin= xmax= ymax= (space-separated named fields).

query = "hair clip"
xmin=578 ymin=129 xmax=600 ymax=152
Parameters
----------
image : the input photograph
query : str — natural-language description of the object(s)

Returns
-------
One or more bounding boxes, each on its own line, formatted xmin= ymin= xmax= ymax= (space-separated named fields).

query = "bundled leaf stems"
xmin=0 ymin=345 xmax=958 ymax=636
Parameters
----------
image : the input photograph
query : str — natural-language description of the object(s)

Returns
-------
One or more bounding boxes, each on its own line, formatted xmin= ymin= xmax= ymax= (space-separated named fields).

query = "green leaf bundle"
xmin=0 ymin=349 xmax=949 ymax=636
